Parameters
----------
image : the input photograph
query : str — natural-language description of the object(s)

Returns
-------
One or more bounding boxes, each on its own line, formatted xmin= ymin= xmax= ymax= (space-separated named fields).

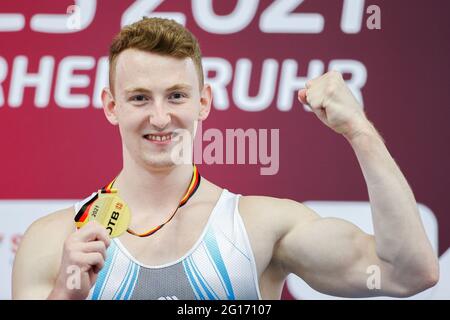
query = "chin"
xmin=142 ymin=153 xmax=178 ymax=169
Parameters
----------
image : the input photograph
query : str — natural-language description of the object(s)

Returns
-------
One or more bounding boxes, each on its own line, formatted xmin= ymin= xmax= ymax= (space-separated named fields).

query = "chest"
xmin=117 ymin=201 xmax=216 ymax=266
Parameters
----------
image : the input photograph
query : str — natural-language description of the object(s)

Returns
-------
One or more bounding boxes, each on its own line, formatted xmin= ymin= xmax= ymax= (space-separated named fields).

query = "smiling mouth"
xmin=143 ymin=132 xmax=175 ymax=143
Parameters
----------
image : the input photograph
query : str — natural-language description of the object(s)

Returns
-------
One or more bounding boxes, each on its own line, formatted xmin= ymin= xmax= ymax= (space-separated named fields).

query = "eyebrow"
xmin=166 ymin=84 xmax=193 ymax=92
xmin=124 ymin=84 xmax=193 ymax=94
xmin=124 ymin=87 xmax=151 ymax=95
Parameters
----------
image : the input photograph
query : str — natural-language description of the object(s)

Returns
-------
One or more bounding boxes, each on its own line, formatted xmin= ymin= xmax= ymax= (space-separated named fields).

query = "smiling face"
xmin=102 ymin=48 xmax=211 ymax=169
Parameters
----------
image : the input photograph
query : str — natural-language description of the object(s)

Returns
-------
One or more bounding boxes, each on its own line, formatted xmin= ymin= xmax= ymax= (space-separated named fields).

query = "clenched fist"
xmin=298 ymin=71 xmax=375 ymax=140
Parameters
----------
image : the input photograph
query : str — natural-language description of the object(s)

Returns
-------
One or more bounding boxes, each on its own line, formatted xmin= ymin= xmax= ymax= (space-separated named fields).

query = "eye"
xmin=169 ymin=92 xmax=188 ymax=101
xmin=131 ymin=94 xmax=148 ymax=102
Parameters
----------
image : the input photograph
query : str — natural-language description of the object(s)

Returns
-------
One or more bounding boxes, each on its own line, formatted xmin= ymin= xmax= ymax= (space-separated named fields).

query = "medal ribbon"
xmin=74 ymin=165 xmax=201 ymax=237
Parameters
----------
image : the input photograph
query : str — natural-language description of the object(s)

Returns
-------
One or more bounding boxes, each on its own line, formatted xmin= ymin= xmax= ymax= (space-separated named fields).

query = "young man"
xmin=12 ymin=17 xmax=438 ymax=300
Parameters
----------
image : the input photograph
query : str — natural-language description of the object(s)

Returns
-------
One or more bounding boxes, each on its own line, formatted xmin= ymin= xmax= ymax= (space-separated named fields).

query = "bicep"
xmin=275 ymin=204 xmax=405 ymax=298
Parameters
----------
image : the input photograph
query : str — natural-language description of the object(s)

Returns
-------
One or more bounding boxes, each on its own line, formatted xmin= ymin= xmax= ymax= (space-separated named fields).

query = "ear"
xmin=102 ymin=88 xmax=119 ymax=126
xmin=198 ymin=83 xmax=212 ymax=121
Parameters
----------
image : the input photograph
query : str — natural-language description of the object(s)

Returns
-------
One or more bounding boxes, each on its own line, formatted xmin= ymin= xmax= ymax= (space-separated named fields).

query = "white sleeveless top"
xmin=73 ymin=189 xmax=262 ymax=300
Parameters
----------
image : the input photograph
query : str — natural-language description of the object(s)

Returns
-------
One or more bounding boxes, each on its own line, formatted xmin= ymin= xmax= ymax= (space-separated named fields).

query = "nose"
xmin=150 ymin=102 xmax=171 ymax=130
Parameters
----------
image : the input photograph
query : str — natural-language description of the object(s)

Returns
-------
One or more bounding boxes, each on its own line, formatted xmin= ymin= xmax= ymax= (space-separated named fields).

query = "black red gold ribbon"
xmin=74 ymin=165 xmax=201 ymax=238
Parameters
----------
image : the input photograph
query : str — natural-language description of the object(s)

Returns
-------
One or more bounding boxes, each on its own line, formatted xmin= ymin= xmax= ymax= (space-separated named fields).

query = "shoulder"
xmin=12 ymin=206 xmax=76 ymax=299
xmin=238 ymin=195 xmax=319 ymax=222
xmin=238 ymin=195 xmax=319 ymax=242
xmin=15 ymin=206 xmax=75 ymax=266
xmin=25 ymin=206 xmax=76 ymax=241
xmin=16 ymin=207 xmax=76 ymax=263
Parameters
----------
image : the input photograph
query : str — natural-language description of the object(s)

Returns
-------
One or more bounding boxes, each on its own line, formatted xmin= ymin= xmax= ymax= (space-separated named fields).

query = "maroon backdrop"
xmin=1 ymin=0 xmax=449 ymax=300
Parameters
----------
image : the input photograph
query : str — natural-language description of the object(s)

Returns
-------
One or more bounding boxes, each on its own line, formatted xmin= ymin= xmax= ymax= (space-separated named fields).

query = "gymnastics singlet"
xmin=73 ymin=188 xmax=261 ymax=300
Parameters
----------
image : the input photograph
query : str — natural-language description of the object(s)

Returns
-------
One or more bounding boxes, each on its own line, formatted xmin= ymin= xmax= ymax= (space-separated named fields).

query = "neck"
xmin=113 ymin=159 xmax=195 ymax=217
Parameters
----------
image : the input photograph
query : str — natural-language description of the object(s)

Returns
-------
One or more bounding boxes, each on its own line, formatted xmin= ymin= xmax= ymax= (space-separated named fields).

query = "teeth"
xmin=146 ymin=134 xmax=172 ymax=142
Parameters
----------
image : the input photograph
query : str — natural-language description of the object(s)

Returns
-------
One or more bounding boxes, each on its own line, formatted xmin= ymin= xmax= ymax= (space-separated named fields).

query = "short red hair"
xmin=109 ymin=17 xmax=204 ymax=93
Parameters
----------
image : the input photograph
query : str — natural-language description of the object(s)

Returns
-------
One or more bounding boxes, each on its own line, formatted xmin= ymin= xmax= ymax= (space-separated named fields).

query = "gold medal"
xmin=76 ymin=189 xmax=131 ymax=238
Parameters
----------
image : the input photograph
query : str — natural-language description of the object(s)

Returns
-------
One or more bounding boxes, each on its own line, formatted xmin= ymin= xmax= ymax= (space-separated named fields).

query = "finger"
xmin=306 ymin=81 xmax=328 ymax=108
xmin=312 ymin=106 xmax=327 ymax=121
xmin=306 ymin=91 xmax=323 ymax=110
xmin=306 ymin=73 xmax=327 ymax=89
xmin=298 ymin=89 xmax=308 ymax=104
xmin=76 ymin=221 xmax=111 ymax=247
xmin=306 ymin=90 xmax=313 ymax=106
xmin=81 ymin=241 xmax=107 ymax=260
xmin=83 ymin=252 xmax=105 ymax=273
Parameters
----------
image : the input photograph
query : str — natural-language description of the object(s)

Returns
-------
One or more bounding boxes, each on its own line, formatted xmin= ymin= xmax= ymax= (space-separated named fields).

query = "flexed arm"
xmin=272 ymin=71 xmax=438 ymax=297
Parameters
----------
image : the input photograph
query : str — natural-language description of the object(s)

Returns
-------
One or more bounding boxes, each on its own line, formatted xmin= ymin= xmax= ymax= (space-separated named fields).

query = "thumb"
xmin=298 ymin=89 xmax=308 ymax=105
